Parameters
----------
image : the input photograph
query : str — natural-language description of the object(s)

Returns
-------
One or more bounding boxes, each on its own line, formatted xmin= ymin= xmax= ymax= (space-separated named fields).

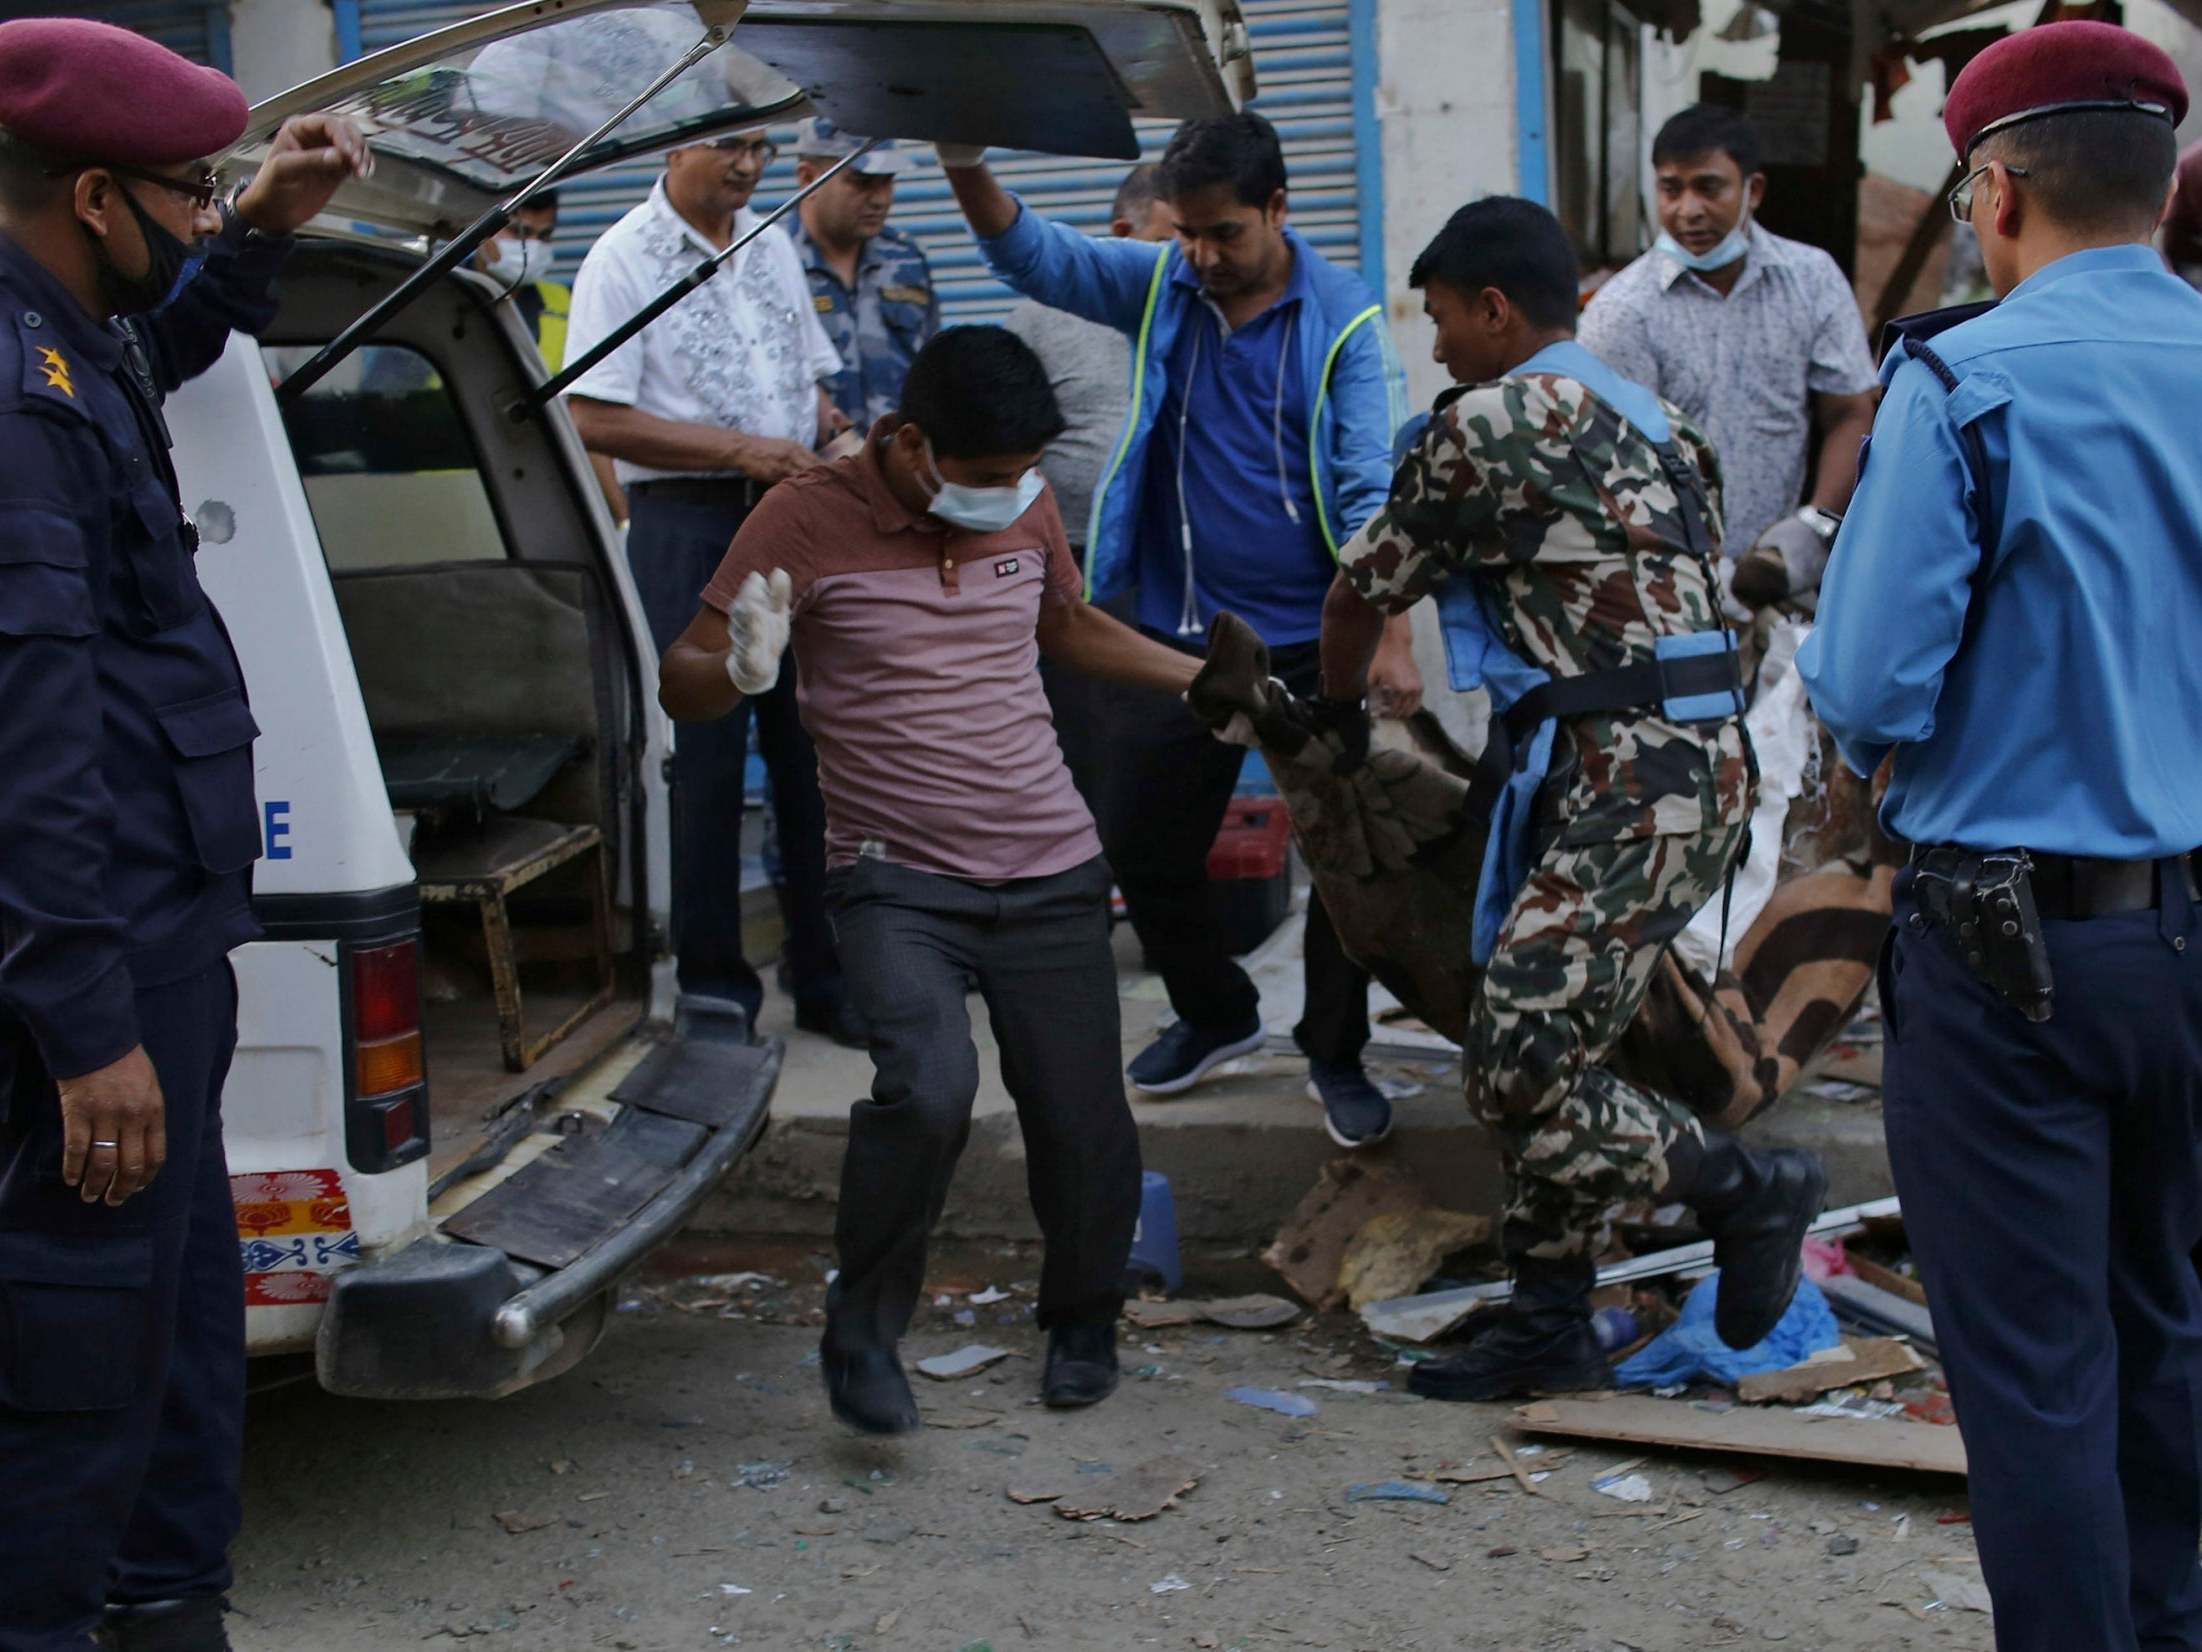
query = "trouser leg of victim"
xmin=1468 ymin=827 xmax=1741 ymax=1260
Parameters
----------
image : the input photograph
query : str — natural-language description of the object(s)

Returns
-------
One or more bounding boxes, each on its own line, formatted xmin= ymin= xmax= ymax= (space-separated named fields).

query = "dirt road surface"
xmin=230 ymin=1248 xmax=1991 ymax=1652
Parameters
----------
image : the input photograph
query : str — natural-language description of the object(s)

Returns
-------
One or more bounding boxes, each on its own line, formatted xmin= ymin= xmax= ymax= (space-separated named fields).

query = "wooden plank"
xmin=1736 ymin=1338 xmax=1925 ymax=1405
xmin=1512 ymin=1396 xmax=1967 ymax=1477
xmin=1847 ymin=1254 xmax=1929 ymax=1308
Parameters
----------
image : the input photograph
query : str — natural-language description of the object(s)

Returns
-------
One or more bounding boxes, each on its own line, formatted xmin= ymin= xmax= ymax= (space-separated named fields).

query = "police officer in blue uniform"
xmin=0 ymin=20 xmax=367 ymax=1652
xmin=786 ymin=117 xmax=939 ymax=430
xmin=1800 ymin=23 xmax=2202 ymax=1648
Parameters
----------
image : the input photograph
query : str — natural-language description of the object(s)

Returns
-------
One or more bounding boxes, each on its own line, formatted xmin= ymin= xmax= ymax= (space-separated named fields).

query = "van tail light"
xmin=345 ymin=937 xmax=429 ymax=1173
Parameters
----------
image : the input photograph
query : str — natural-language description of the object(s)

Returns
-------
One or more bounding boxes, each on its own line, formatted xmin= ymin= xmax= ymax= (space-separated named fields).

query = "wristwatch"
xmin=1796 ymin=504 xmax=1843 ymax=541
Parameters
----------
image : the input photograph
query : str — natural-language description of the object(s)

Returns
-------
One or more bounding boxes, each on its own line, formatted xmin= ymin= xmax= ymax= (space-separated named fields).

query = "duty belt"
xmin=1911 ymin=845 xmax=2199 ymax=922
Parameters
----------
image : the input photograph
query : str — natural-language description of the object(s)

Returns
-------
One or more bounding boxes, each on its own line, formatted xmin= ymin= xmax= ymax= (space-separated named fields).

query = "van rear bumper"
xmin=314 ymin=1037 xmax=779 ymax=1400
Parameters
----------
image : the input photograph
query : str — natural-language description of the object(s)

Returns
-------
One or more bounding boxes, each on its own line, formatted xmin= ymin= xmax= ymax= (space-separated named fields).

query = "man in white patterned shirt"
xmin=567 ymin=135 xmax=857 ymax=1044
xmin=1580 ymin=105 xmax=1878 ymax=610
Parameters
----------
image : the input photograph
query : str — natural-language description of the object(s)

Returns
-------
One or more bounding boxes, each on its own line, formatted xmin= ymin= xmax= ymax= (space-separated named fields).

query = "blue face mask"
xmin=922 ymin=440 xmax=1044 ymax=534
xmin=1655 ymin=217 xmax=1751 ymax=273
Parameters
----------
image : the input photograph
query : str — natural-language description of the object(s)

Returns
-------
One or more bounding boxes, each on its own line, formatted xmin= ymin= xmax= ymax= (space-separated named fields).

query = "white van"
xmin=186 ymin=0 xmax=1250 ymax=1399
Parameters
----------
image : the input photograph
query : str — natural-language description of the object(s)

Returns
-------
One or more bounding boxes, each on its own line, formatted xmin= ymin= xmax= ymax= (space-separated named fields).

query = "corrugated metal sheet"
xmin=349 ymin=0 xmax=1368 ymax=319
xmin=52 ymin=0 xmax=233 ymax=69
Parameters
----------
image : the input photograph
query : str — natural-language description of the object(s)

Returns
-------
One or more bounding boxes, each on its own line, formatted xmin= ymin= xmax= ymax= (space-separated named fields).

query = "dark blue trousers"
xmin=625 ymin=487 xmax=840 ymax=1023
xmin=1883 ymin=879 xmax=2202 ymax=1651
xmin=0 ymin=964 xmax=243 ymax=1651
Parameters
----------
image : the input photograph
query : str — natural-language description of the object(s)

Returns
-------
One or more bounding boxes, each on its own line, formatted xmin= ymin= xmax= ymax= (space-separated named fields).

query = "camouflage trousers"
xmin=1468 ymin=821 xmax=1748 ymax=1261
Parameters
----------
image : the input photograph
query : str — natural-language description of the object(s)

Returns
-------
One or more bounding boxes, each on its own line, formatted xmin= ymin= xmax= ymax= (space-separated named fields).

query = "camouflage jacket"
xmin=789 ymin=221 xmax=940 ymax=428
xmin=1340 ymin=369 xmax=1754 ymax=845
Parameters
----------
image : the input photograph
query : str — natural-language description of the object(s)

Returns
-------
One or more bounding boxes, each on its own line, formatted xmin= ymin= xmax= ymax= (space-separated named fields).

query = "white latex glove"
xmin=725 ymin=569 xmax=793 ymax=695
xmin=933 ymin=142 xmax=988 ymax=169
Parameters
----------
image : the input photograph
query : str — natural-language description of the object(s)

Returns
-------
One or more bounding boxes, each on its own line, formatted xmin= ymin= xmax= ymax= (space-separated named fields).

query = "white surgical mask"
xmin=1655 ymin=215 xmax=1751 ymax=274
xmin=921 ymin=440 xmax=1044 ymax=533
xmin=483 ymin=235 xmax=553 ymax=289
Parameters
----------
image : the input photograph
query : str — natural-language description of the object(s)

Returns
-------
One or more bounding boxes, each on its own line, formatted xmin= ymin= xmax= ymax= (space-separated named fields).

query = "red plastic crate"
xmin=1207 ymin=798 xmax=1293 ymax=880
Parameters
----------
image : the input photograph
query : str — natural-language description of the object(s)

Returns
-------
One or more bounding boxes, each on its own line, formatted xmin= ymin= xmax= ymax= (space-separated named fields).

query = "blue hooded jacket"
xmin=977 ymin=201 xmax=1405 ymax=602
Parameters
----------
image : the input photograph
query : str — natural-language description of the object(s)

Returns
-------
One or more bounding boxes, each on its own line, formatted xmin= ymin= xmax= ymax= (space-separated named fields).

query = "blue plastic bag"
xmin=1612 ymin=1272 xmax=1840 ymax=1390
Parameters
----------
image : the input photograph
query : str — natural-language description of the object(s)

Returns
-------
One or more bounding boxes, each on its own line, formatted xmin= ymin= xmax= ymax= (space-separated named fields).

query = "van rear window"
xmin=264 ymin=344 xmax=508 ymax=573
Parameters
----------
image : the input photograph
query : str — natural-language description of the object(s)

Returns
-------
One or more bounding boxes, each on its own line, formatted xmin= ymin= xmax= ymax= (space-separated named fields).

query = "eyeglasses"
xmin=1947 ymin=160 xmax=2029 ymax=225
xmin=46 ymin=159 xmax=225 ymax=211
xmin=709 ymin=137 xmax=780 ymax=167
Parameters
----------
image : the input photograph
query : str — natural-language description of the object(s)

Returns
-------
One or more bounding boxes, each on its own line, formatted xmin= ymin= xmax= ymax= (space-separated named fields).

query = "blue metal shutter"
xmin=62 ymin=0 xmax=233 ymax=70
xmin=343 ymin=2 xmax=1375 ymax=315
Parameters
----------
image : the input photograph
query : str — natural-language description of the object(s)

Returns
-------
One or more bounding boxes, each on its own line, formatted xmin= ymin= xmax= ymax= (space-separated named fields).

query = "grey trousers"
xmin=822 ymin=854 xmax=1141 ymax=1348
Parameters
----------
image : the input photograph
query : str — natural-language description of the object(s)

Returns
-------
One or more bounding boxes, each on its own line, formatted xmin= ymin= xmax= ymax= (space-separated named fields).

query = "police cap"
xmin=0 ymin=17 xmax=248 ymax=167
xmin=1944 ymin=20 xmax=2187 ymax=158
xmin=792 ymin=115 xmax=913 ymax=177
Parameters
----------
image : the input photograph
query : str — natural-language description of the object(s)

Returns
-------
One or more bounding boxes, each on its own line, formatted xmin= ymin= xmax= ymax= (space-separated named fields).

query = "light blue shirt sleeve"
xmin=1796 ymin=352 xmax=1981 ymax=778
xmin=977 ymin=198 xmax=1172 ymax=335
xmin=1323 ymin=314 xmax=1404 ymax=539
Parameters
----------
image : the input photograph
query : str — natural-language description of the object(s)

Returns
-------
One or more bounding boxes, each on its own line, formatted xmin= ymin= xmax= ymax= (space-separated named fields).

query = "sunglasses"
xmin=1947 ymin=160 xmax=2030 ymax=225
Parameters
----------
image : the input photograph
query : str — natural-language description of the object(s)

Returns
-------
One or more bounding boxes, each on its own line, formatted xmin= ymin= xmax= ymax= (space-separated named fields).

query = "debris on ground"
xmin=1512 ymin=1396 xmax=1970 ymax=1476
xmin=1919 ymin=1566 xmax=1994 ymax=1613
xmin=968 ymin=1286 xmax=1012 ymax=1306
xmin=1225 ymin=1386 xmax=1319 ymax=1418
xmin=1410 ymin=1551 xmax=1452 ymax=1571
xmin=1055 ymin=1456 xmax=1200 ymax=1523
xmin=1296 ymin=1378 xmax=1386 ymax=1395
xmin=1337 ymin=1206 xmax=1492 ymax=1310
xmin=1149 ymin=1575 xmax=1191 ymax=1595
xmin=1005 ymin=1486 xmax=1063 ymax=1505
xmin=1122 ymin=1293 xmax=1301 ymax=1331
xmin=1263 ymin=1158 xmax=1429 ymax=1309
xmin=1345 ymin=1481 xmax=1450 ymax=1504
xmin=915 ymin=1346 xmax=1015 ymax=1381
xmin=1737 ymin=1338 xmax=1925 ymax=1405
xmin=1591 ymin=1471 xmax=1654 ymax=1503
xmin=1820 ymin=1273 xmax=1939 ymax=1355
xmin=491 ymin=1510 xmax=554 ymax=1535
xmin=1613 ymin=1274 xmax=1840 ymax=1390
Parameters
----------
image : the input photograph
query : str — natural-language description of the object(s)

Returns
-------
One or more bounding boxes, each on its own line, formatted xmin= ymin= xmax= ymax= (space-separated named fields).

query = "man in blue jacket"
xmin=942 ymin=114 xmax=1417 ymax=1144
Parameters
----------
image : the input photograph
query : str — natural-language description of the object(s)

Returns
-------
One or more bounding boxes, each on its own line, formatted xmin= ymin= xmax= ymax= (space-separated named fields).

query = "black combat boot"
xmin=99 ymin=1597 xmax=233 ymax=1652
xmin=1406 ymin=1254 xmax=1611 ymax=1403
xmin=1669 ymin=1133 xmax=1829 ymax=1350
xmin=820 ymin=1335 xmax=922 ymax=1435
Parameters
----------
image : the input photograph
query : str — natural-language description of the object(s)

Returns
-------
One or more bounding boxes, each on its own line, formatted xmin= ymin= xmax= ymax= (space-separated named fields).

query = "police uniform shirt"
xmin=0 ymin=222 xmax=285 ymax=1080
xmin=787 ymin=218 xmax=939 ymax=430
xmin=1798 ymin=244 xmax=2202 ymax=858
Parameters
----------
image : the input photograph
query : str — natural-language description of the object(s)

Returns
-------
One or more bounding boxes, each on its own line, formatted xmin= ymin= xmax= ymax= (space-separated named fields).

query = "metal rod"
xmin=277 ymin=25 xmax=729 ymax=405
xmin=522 ymin=139 xmax=880 ymax=413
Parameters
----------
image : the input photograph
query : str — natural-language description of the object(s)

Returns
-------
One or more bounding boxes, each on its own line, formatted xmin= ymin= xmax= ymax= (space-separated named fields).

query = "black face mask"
xmin=90 ymin=186 xmax=207 ymax=317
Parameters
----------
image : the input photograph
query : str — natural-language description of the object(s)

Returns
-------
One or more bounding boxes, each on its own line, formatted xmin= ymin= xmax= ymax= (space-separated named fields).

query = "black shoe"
xmin=1043 ymin=1319 xmax=1120 ymax=1409
xmin=1306 ymin=1061 xmax=1393 ymax=1148
xmin=1407 ymin=1258 xmax=1611 ymax=1403
xmin=821 ymin=1340 xmax=921 ymax=1435
xmin=1127 ymin=1016 xmax=1265 ymax=1095
xmin=1674 ymin=1135 xmax=1829 ymax=1350
xmin=795 ymin=999 xmax=869 ymax=1051
xmin=100 ymin=1598 xmax=233 ymax=1652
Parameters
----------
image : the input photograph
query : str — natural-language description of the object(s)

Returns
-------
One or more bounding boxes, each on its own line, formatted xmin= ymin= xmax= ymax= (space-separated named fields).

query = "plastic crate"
xmin=1206 ymin=797 xmax=1293 ymax=957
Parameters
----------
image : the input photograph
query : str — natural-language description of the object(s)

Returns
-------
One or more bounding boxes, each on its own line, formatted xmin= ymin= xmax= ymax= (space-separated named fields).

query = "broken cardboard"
xmin=1263 ymin=1158 xmax=1429 ymax=1310
xmin=1737 ymin=1338 xmax=1925 ymax=1405
xmin=1054 ymin=1455 xmax=1199 ymax=1522
xmin=1338 ymin=1207 xmax=1492 ymax=1310
xmin=1511 ymin=1396 xmax=1968 ymax=1477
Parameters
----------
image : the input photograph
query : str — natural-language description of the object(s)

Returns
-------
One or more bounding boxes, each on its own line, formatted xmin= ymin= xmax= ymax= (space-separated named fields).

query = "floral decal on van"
xmin=232 ymin=1168 xmax=360 ymax=1307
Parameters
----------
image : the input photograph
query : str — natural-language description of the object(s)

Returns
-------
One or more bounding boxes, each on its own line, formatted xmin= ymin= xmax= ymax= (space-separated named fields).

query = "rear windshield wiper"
xmin=276 ymin=22 xmax=732 ymax=405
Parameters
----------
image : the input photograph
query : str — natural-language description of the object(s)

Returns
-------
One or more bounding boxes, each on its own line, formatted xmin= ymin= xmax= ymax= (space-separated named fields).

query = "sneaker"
xmin=1306 ymin=1061 xmax=1394 ymax=1148
xmin=1127 ymin=1016 xmax=1265 ymax=1096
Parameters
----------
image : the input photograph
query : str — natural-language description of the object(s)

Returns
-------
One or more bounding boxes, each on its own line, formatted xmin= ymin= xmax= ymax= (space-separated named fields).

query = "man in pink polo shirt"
xmin=660 ymin=327 xmax=1201 ymax=1433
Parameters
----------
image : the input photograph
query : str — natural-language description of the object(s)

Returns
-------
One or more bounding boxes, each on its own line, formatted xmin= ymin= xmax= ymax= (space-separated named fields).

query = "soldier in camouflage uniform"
xmin=788 ymin=118 xmax=941 ymax=429
xmin=1317 ymin=198 xmax=1828 ymax=1400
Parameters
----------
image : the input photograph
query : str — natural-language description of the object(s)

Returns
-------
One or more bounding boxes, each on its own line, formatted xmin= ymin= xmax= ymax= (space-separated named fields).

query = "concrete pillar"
xmin=1374 ymin=0 xmax=1526 ymax=410
xmin=228 ymin=0 xmax=338 ymax=102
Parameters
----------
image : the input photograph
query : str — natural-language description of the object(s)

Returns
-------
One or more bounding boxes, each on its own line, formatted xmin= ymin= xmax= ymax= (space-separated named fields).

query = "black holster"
xmin=1909 ymin=848 xmax=2055 ymax=1022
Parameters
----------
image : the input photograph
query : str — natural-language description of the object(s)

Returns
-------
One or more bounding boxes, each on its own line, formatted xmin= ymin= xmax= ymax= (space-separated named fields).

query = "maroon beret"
xmin=0 ymin=17 xmax=247 ymax=166
xmin=1944 ymin=20 xmax=2187 ymax=157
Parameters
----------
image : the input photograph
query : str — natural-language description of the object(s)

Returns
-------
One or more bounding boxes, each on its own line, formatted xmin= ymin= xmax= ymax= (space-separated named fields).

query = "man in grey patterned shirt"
xmin=1581 ymin=105 xmax=1878 ymax=610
